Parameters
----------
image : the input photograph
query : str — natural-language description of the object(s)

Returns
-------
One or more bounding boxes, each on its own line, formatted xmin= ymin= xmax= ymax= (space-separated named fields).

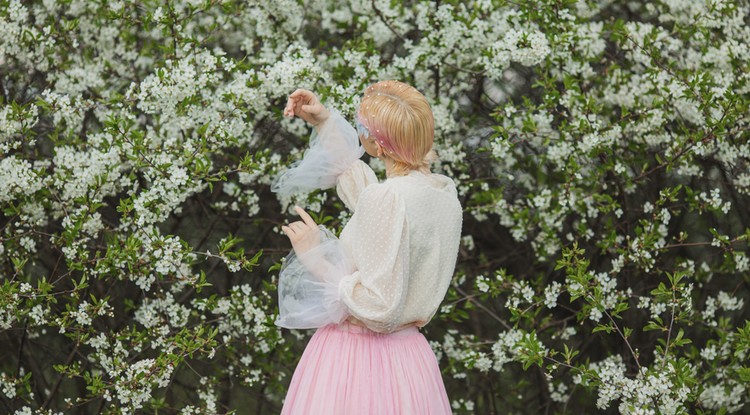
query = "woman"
xmin=273 ymin=80 xmax=462 ymax=414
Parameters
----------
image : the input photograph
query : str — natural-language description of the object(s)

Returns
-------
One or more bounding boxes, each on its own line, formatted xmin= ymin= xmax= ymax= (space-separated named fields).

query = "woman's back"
xmin=338 ymin=169 xmax=462 ymax=332
xmin=389 ymin=171 xmax=462 ymax=327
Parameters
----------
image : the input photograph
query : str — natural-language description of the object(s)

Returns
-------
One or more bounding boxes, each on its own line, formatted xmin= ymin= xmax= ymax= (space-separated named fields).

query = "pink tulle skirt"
xmin=280 ymin=322 xmax=453 ymax=415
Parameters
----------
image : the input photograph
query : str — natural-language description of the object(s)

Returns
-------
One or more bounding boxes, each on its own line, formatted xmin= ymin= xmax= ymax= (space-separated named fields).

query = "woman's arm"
xmin=272 ymin=90 xmax=367 ymax=196
xmin=336 ymin=160 xmax=378 ymax=211
xmin=337 ymin=184 xmax=409 ymax=333
xmin=276 ymin=207 xmax=354 ymax=329
xmin=276 ymin=185 xmax=410 ymax=333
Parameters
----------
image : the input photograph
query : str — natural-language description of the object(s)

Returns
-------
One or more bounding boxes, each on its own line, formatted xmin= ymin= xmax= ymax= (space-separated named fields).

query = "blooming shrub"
xmin=1 ymin=0 xmax=748 ymax=413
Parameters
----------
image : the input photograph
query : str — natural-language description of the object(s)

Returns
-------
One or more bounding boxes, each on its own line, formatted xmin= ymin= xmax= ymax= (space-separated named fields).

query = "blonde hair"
xmin=357 ymin=80 xmax=436 ymax=175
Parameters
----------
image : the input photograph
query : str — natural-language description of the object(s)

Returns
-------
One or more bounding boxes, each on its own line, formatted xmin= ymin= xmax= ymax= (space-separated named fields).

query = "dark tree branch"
xmin=42 ymin=343 xmax=79 ymax=410
xmin=0 ymin=75 xmax=7 ymax=103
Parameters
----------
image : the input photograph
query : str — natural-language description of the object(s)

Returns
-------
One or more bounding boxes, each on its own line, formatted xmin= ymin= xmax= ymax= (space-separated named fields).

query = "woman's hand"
xmin=283 ymin=89 xmax=330 ymax=127
xmin=281 ymin=206 xmax=321 ymax=255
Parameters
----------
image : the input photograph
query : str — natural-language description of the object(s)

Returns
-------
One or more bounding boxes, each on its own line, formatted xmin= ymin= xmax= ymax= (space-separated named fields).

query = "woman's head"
xmin=357 ymin=80 xmax=435 ymax=174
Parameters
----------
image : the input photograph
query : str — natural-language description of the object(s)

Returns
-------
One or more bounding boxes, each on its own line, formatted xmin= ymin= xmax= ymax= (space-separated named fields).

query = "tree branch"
xmin=42 ymin=343 xmax=79 ymax=410
xmin=0 ymin=75 xmax=7 ymax=103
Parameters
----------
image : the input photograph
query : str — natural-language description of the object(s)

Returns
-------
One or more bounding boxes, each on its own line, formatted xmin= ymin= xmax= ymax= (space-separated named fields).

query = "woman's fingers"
xmin=283 ymin=207 xmax=321 ymax=254
xmin=289 ymin=222 xmax=305 ymax=232
xmin=285 ymin=89 xmax=319 ymax=118
xmin=294 ymin=206 xmax=317 ymax=228
xmin=284 ymin=98 xmax=295 ymax=117
xmin=285 ymin=94 xmax=304 ymax=117
xmin=290 ymin=89 xmax=315 ymax=103
xmin=288 ymin=220 xmax=316 ymax=237
xmin=288 ymin=89 xmax=308 ymax=99
xmin=283 ymin=216 xmax=316 ymax=238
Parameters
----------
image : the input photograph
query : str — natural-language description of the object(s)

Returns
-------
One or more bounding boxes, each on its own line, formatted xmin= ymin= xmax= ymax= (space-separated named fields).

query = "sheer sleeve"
xmin=271 ymin=110 xmax=364 ymax=196
xmin=336 ymin=160 xmax=377 ymax=211
xmin=275 ymin=227 xmax=353 ymax=329
xmin=338 ymin=184 xmax=410 ymax=333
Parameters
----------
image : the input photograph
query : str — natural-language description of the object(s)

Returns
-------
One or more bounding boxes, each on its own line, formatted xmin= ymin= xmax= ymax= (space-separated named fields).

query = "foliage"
xmin=0 ymin=0 xmax=748 ymax=413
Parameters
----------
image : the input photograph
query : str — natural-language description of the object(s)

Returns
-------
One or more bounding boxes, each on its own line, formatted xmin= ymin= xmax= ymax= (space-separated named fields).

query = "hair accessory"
xmin=355 ymin=118 xmax=370 ymax=139
xmin=355 ymin=115 xmax=394 ymax=154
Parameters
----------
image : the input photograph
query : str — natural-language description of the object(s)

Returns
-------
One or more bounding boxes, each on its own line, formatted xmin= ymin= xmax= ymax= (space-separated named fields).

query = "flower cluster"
xmin=1 ymin=0 xmax=748 ymax=413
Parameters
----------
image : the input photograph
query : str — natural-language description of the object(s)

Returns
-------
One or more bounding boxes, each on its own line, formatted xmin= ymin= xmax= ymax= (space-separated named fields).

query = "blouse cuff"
xmin=271 ymin=109 xmax=364 ymax=196
xmin=275 ymin=226 xmax=353 ymax=329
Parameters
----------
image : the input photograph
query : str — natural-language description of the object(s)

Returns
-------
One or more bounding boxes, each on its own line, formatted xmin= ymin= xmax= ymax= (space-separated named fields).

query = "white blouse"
xmin=273 ymin=111 xmax=462 ymax=333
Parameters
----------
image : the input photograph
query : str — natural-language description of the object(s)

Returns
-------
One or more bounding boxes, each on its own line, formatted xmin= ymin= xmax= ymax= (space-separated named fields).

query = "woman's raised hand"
xmin=283 ymin=89 xmax=330 ymax=127
xmin=281 ymin=206 xmax=321 ymax=255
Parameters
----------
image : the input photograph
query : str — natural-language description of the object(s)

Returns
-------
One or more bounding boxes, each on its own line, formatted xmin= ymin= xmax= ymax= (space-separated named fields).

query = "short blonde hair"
xmin=357 ymin=80 xmax=435 ymax=175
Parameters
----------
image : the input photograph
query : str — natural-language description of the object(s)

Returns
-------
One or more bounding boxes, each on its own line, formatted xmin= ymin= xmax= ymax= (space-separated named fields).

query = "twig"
xmin=661 ymin=286 xmax=677 ymax=368
xmin=455 ymin=285 xmax=512 ymax=330
xmin=16 ymin=319 xmax=28 ymax=376
xmin=601 ymin=307 xmax=641 ymax=371
xmin=166 ymin=0 xmax=179 ymax=58
xmin=370 ymin=0 xmax=407 ymax=43
xmin=370 ymin=0 xmax=484 ymax=77
xmin=42 ymin=343 xmax=79 ymax=409
xmin=0 ymin=75 xmax=7 ymax=103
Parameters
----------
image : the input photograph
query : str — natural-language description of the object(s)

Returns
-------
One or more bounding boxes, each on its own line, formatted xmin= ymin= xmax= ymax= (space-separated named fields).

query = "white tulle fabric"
xmin=271 ymin=110 xmax=364 ymax=196
xmin=275 ymin=227 xmax=353 ymax=329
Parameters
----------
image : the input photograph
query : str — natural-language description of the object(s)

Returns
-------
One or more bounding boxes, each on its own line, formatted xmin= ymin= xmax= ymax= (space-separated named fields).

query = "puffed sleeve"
xmin=338 ymin=184 xmax=409 ymax=333
xmin=275 ymin=227 xmax=353 ymax=329
xmin=336 ymin=160 xmax=377 ymax=211
xmin=271 ymin=109 xmax=365 ymax=196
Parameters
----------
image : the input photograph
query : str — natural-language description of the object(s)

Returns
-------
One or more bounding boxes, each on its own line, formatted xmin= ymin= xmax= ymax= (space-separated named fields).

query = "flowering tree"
xmin=1 ymin=0 xmax=748 ymax=414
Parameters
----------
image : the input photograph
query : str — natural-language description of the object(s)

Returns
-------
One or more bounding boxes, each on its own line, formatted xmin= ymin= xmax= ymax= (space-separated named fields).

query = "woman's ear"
xmin=375 ymin=142 xmax=384 ymax=158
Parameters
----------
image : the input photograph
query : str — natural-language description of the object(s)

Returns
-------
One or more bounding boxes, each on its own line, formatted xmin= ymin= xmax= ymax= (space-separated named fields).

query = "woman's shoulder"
xmin=355 ymin=171 xmax=459 ymax=209
xmin=387 ymin=170 xmax=458 ymax=195
xmin=356 ymin=181 xmax=402 ymax=210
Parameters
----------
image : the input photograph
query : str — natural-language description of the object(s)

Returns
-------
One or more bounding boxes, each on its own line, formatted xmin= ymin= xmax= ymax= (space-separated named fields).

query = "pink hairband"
xmin=356 ymin=114 xmax=395 ymax=155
